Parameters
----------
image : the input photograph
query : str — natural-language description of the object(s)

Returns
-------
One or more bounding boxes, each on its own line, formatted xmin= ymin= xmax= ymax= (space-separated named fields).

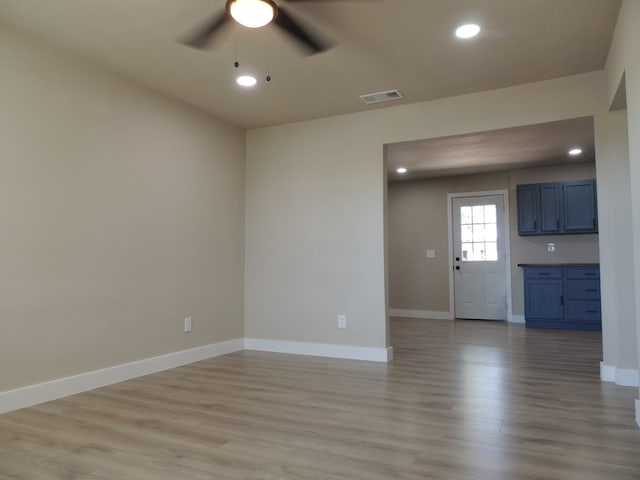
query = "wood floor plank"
xmin=1 ymin=318 xmax=639 ymax=479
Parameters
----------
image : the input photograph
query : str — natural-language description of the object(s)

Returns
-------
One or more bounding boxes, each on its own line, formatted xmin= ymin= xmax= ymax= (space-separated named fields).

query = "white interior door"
xmin=452 ymin=194 xmax=507 ymax=320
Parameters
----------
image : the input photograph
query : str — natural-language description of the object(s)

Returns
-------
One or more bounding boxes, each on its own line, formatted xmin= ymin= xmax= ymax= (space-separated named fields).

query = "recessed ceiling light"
xmin=569 ymin=148 xmax=583 ymax=156
xmin=237 ymin=75 xmax=257 ymax=87
xmin=397 ymin=167 xmax=408 ymax=174
xmin=455 ymin=24 xmax=481 ymax=39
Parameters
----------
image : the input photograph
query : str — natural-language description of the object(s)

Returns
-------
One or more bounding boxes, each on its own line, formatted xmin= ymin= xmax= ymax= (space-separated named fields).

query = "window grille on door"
xmin=460 ymin=205 xmax=498 ymax=262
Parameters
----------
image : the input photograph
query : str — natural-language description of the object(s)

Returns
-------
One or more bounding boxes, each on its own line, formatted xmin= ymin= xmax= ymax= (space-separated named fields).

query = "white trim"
xmin=636 ymin=399 xmax=640 ymax=428
xmin=0 ymin=338 xmax=244 ymax=415
xmin=600 ymin=362 xmax=640 ymax=387
xmin=509 ymin=314 xmax=525 ymax=324
xmin=600 ymin=362 xmax=615 ymax=382
xmin=447 ymin=190 xmax=512 ymax=321
xmin=447 ymin=196 xmax=455 ymax=317
xmin=0 ymin=337 xmax=392 ymax=414
xmin=389 ymin=309 xmax=453 ymax=320
xmin=245 ymin=338 xmax=392 ymax=363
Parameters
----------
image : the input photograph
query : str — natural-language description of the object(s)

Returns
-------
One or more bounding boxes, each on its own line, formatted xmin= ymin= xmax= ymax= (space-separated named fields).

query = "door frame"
xmin=447 ymin=190 xmax=514 ymax=322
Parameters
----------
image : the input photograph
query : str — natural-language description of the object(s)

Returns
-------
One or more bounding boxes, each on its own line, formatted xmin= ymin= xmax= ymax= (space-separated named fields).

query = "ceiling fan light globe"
xmin=228 ymin=0 xmax=275 ymax=29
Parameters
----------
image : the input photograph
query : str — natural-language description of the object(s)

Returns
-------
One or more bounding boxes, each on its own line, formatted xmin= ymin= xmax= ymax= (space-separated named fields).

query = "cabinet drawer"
xmin=566 ymin=300 xmax=601 ymax=322
xmin=523 ymin=268 xmax=562 ymax=279
xmin=565 ymin=268 xmax=599 ymax=279
xmin=565 ymin=279 xmax=600 ymax=300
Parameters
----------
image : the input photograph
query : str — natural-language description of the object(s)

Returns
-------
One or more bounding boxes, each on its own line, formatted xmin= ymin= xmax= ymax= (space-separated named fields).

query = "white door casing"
xmin=451 ymin=194 xmax=507 ymax=320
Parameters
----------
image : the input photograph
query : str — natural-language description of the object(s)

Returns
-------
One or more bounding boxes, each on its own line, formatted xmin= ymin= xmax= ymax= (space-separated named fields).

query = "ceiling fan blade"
xmin=180 ymin=10 xmax=231 ymax=49
xmin=274 ymin=6 xmax=331 ymax=55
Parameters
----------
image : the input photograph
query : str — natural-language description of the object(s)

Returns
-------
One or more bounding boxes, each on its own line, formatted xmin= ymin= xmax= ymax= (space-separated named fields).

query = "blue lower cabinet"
xmin=525 ymin=280 xmax=563 ymax=321
xmin=522 ymin=266 xmax=601 ymax=331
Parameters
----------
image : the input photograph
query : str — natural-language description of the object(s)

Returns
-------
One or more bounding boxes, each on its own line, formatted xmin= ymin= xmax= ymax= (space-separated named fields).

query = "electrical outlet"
xmin=547 ymin=243 xmax=556 ymax=253
xmin=184 ymin=317 xmax=192 ymax=333
xmin=337 ymin=314 xmax=346 ymax=329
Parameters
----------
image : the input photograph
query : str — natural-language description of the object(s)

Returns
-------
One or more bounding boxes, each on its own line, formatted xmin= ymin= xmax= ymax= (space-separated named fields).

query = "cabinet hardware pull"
xmin=585 ymin=288 xmax=597 ymax=292
xmin=539 ymin=272 xmax=550 ymax=276
xmin=560 ymin=295 xmax=564 ymax=306
xmin=586 ymin=310 xmax=598 ymax=313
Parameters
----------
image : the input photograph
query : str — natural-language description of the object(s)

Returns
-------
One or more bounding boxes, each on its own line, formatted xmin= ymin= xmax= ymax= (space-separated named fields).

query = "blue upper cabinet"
xmin=564 ymin=180 xmax=598 ymax=232
xmin=540 ymin=183 xmax=562 ymax=233
xmin=517 ymin=179 xmax=598 ymax=236
xmin=516 ymin=184 xmax=538 ymax=234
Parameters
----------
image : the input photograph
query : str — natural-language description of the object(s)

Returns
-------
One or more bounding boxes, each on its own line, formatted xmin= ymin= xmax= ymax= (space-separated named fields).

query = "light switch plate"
xmin=426 ymin=249 xmax=436 ymax=258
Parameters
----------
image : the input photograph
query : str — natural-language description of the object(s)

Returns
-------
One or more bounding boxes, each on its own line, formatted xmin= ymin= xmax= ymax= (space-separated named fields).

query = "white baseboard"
xmin=600 ymin=362 xmax=640 ymax=387
xmin=509 ymin=314 xmax=525 ymax=324
xmin=389 ymin=309 xmax=453 ymax=320
xmin=0 ymin=337 xmax=393 ymax=414
xmin=0 ymin=338 xmax=244 ymax=415
xmin=245 ymin=338 xmax=393 ymax=363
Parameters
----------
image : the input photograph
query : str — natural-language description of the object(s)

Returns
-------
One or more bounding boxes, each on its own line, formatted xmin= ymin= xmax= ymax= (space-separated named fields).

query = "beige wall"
xmin=387 ymin=171 xmax=509 ymax=314
xmin=595 ymin=110 xmax=636 ymax=372
xmin=0 ymin=25 xmax=245 ymax=391
xmin=601 ymin=0 xmax=640 ymax=412
xmin=387 ymin=163 xmax=599 ymax=317
xmin=245 ymin=72 xmax=602 ymax=350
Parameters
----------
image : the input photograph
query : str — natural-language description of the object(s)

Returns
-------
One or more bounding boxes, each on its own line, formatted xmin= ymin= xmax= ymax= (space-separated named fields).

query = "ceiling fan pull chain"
xmin=234 ymin=23 xmax=240 ymax=68
xmin=266 ymin=28 xmax=272 ymax=82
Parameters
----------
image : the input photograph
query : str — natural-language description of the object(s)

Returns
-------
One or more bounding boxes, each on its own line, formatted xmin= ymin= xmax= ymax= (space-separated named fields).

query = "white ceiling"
xmin=0 ymin=1 xmax=619 ymax=179
xmin=0 ymin=0 xmax=621 ymax=130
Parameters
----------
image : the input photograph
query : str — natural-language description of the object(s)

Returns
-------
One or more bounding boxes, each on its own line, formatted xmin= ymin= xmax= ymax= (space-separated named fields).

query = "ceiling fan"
xmin=181 ymin=0 xmax=348 ymax=55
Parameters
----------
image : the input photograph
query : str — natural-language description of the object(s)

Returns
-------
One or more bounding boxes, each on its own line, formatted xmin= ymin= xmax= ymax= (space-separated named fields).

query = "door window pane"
xmin=484 ymin=205 xmax=497 ymax=223
xmin=461 ymin=225 xmax=473 ymax=243
xmin=485 ymin=224 xmax=497 ymax=242
xmin=473 ymin=224 xmax=486 ymax=242
xmin=460 ymin=206 xmax=473 ymax=225
xmin=473 ymin=243 xmax=486 ymax=261
xmin=459 ymin=204 xmax=498 ymax=262
xmin=472 ymin=205 xmax=485 ymax=224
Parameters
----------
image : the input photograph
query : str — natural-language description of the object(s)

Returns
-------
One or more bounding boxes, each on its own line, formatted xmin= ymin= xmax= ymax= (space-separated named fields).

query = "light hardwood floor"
xmin=1 ymin=318 xmax=639 ymax=479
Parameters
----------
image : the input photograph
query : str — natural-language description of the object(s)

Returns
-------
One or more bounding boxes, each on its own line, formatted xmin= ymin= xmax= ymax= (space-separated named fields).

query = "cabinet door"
xmin=524 ymin=279 xmax=563 ymax=320
xmin=517 ymin=184 xmax=539 ymax=235
xmin=563 ymin=180 xmax=598 ymax=232
xmin=540 ymin=183 xmax=562 ymax=232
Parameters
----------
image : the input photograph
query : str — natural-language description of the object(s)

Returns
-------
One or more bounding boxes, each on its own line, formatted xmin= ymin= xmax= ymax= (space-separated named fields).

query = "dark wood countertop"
xmin=517 ymin=263 xmax=599 ymax=267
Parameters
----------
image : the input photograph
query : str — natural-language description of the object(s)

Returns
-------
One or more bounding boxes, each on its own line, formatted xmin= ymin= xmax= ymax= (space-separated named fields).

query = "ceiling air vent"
xmin=359 ymin=89 xmax=404 ymax=105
